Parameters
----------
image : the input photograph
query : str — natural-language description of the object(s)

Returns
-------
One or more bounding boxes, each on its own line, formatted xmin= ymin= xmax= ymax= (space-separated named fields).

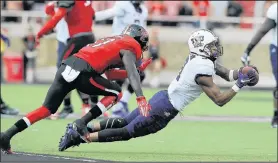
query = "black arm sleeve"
xmin=121 ymin=50 xmax=143 ymax=97
xmin=57 ymin=0 xmax=75 ymax=9
xmin=245 ymin=18 xmax=276 ymax=55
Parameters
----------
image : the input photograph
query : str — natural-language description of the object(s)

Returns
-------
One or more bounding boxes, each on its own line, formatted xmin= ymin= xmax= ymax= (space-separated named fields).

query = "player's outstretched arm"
xmin=121 ymin=50 xmax=143 ymax=97
xmin=197 ymin=68 xmax=257 ymax=106
xmin=244 ymin=18 xmax=276 ymax=55
xmin=121 ymin=50 xmax=151 ymax=116
xmin=215 ymin=63 xmax=259 ymax=82
xmin=95 ymin=2 xmax=124 ymax=21
xmin=196 ymin=76 xmax=237 ymax=107
xmin=215 ymin=62 xmax=238 ymax=82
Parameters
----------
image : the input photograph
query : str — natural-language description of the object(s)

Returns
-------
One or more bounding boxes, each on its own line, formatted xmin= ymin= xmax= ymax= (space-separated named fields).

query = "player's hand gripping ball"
xmin=240 ymin=65 xmax=259 ymax=86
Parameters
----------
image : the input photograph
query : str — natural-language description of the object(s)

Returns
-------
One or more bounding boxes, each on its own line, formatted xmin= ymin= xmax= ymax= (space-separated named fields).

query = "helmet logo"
xmin=191 ymin=36 xmax=204 ymax=48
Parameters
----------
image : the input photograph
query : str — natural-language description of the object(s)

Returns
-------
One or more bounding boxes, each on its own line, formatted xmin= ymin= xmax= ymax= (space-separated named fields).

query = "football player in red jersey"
xmin=37 ymin=0 xmax=99 ymax=119
xmin=0 ymin=24 xmax=152 ymax=154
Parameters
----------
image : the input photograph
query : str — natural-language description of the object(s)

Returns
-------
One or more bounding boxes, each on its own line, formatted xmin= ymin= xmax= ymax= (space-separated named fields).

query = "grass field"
xmin=1 ymin=84 xmax=277 ymax=162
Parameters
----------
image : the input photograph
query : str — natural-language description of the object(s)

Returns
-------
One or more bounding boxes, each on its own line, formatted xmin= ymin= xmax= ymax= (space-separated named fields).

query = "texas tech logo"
xmin=191 ymin=36 xmax=204 ymax=48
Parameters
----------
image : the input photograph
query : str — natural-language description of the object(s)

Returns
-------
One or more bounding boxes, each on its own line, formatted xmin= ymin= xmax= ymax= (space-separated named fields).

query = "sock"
xmin=77 ymin=91 xmax=89 ymax=105
xmin=274 ymin=109 xmax=278 ymax=117
xmin=90 ymin=96 xmax=98 ymax=105
xmin=64 ymin=98 xmax=71 ymax=106
xmin=6 ymin=106 xmax=51 ymax=139
xmin=0 ymin=96 xmax=4 ymax=105
xmin=0 ymin=96 xmax=5 ymax=108
xmin=82 ymin=98 xmax=89 ymax=105
xmin=81 ymin=106 xmax=102 ymax=124
xmin=82 ymin=94 xmax=122 ymax=124
xmin=121 ymin=90 xmax=132 ymax=103
xmin=97 ymin=128 xmax=131 ymax=142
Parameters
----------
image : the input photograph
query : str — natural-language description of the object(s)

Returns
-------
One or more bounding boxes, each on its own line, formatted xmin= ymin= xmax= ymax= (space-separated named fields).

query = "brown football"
xmin=242 ymin=66 xmax=259 ymax=86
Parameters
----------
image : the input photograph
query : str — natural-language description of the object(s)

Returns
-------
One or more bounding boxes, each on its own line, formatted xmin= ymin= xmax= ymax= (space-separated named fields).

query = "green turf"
xmin=0 ymin=84 xmax=274 ymax=116
xmin=1 ymin=84 xmax=277 ymax=161
xmin=1 ymin=118 xmax=276 ymax=162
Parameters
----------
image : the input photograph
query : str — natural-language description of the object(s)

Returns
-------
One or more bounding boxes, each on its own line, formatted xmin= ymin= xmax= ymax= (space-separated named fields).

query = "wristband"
xmin=229 ymin=70 xmax=235 ymax=81
xmin=232 ymin=85 xmax=240 ymax=92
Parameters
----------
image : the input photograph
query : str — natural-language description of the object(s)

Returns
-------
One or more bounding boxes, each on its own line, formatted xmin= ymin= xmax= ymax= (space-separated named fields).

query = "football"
xmin=241 ymin=66 xmax=259 ymax=86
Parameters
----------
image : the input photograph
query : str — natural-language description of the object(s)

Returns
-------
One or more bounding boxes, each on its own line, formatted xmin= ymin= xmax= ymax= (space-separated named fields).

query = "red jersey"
xmin=75 ymin=35 xmax=142 ymax=74
xmin=57 ymin=0 xmax=95 ymax=37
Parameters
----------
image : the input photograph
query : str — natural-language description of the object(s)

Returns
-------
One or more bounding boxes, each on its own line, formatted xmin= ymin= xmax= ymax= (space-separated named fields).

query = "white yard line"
xmin=15 ymin=152 xmax=97 ymax=162
xmin=1 ymin=114 xmax=271 ymax=123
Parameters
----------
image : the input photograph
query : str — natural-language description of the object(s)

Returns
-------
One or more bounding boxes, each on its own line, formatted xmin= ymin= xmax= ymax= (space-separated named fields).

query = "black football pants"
xmin=43 ymin=64 xmax=121 ymax=114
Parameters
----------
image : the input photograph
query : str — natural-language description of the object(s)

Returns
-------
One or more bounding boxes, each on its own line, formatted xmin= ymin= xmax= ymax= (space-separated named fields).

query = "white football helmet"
xmin=188 ymin=29 xmax=223 ymax=59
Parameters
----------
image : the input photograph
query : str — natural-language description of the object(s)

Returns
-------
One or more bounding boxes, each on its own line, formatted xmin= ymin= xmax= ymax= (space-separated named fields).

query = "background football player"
xmin=241 ymin=2 xmax=277 ymax=128
xmin=0 ymin=28 xmax=19 ymax=115
xmin=37 ymin=0 xmax=97 ymax=119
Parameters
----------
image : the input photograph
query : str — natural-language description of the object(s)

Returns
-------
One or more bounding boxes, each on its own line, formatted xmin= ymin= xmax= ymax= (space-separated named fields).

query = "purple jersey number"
xmin=176 ymin=56 xmax=189 ymax=81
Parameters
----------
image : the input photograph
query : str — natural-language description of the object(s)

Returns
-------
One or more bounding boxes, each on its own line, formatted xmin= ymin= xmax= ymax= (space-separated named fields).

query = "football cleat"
xmin=71 ymin=119 xmax=90 ymax=143
xmin=0 ymin=133 xmax=13 ymax=154
xmin=58 ymin=105 xmax=74 ymax=119
xmin=112 ymin=101 xmax=129 ymax=118
xmin=271 ymin=115 xmax=278 ymax=128
xmin=58 ymin=124 xmax=84 ymax=151
xmin=0 ymin=105 xmax=19 ymax=115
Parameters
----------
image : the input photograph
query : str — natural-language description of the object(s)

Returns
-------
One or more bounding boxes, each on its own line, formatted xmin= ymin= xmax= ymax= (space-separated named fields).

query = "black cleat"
xmin=72 ymin=119 xmax=90 ymax=143
xmin=0 ymin=133 xmax=13 ymax=154
xmin=271 ymin=115 xmax=278 ymax=128
xmin=59 ymin=124 xmax=84 ymax=151
xmin=58 ymin=105 xmax=73 ymax=119
xmin=0 ymin=105 xmax=19 ymax=115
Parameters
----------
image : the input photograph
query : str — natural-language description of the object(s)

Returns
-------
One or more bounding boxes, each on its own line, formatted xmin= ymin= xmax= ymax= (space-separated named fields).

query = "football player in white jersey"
xmin=94 ymin=1 xmax=148 ymax=118
xmin=241 ymin=2 xmax=277 ymax=128
xmin=59 ymin=29 xmax=259 ymax=150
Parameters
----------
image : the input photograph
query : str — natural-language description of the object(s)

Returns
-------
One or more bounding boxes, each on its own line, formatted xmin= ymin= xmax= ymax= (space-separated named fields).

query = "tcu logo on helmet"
xmin=191 ymin=36 xmax=204 ymax=48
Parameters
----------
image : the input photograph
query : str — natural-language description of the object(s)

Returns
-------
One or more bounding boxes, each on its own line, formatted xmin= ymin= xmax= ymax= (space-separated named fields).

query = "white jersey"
xmin=95 ymin=2 xmax=148 ymax=36
xmin=168 ymin=55 xmax=215 ymax=111
xmin=112 ymin=2 xmax=148 ymax=35
xmin=266 ymin=3 xmax=277 ymax=46
xmin=55 ymin=18 xmax=69 ymax=44
xmin=54 ymin=6 xmax=69 ymax=44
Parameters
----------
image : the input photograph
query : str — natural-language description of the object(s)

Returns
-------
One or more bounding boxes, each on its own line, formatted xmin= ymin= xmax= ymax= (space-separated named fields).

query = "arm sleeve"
xmin=104 ymin=69 xmax=128 ymax=80
xmin=95 ymin=2 xmax=125 ymax=21
xmin=245 ymin=18 xmax=276 ymax=54
xmin=95 ymin=8 xmax=117 ymax=21
xmin=37 ymin=8 xmax=67 ymax=37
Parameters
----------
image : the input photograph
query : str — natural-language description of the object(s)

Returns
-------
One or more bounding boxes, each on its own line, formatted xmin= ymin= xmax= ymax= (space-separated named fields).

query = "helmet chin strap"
xmin=191 ymin=50 xmax=217 ymax=62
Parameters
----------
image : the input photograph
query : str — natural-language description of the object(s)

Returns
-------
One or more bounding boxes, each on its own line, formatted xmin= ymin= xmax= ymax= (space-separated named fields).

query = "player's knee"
xmin=101 ymin=118 xmax=128 ymax=129
xmin=113 ymin=118 xmax=128 ymax=128
xmin=274 ymin=88 xmax=278 ymax=100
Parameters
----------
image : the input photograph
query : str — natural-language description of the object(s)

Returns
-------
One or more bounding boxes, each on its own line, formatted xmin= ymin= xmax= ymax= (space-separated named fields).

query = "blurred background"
xmin=0 ymin=0 xmax=275 ymax=88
